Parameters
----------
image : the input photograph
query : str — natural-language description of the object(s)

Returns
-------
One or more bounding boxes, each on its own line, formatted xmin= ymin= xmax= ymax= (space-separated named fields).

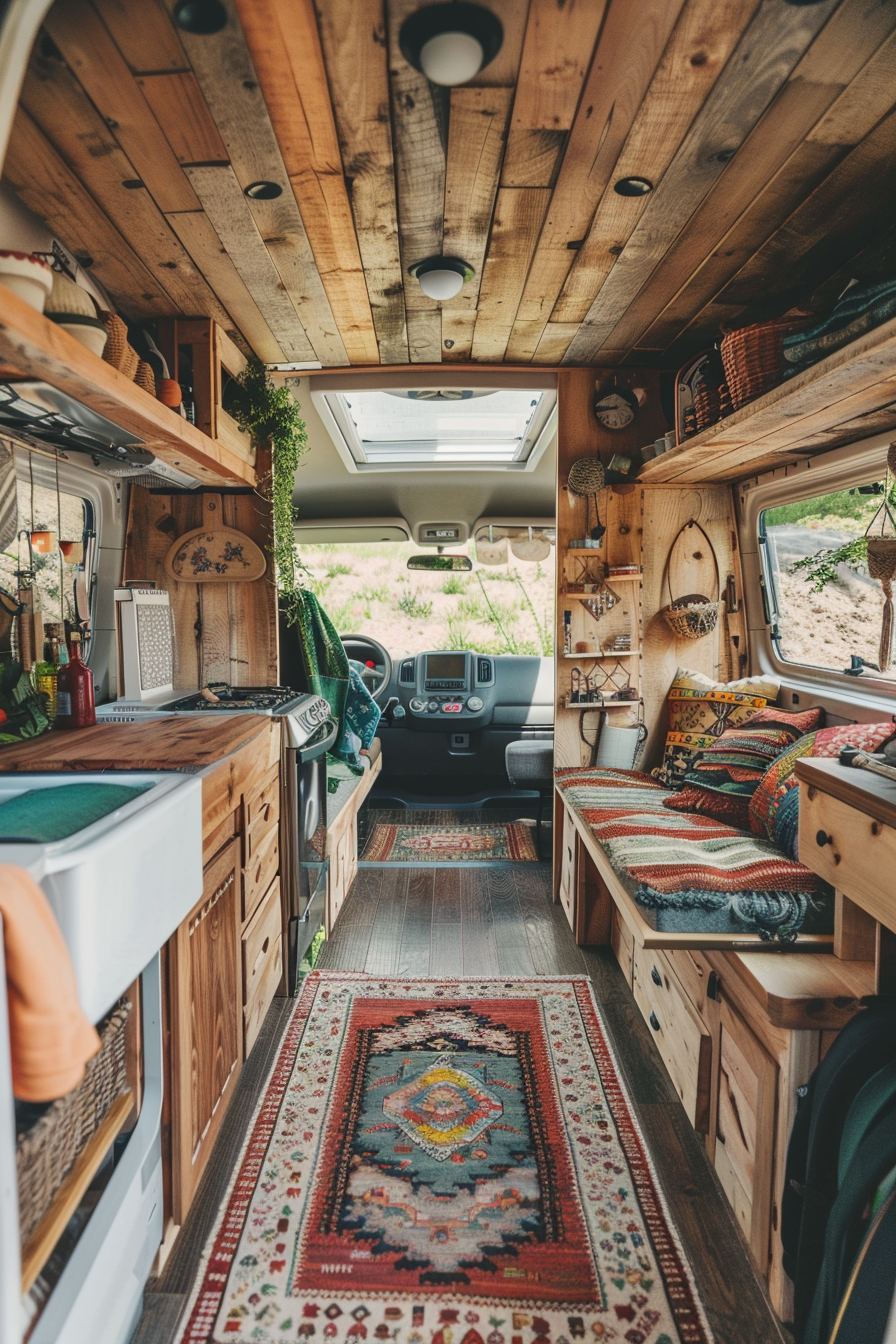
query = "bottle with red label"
xmin=55 ymin=633 xmax=96 ymax=729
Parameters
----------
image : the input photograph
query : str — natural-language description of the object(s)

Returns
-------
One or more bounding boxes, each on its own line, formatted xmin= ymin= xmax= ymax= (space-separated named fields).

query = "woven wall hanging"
xmin=865 ymin=442 xmax=896 ymax=672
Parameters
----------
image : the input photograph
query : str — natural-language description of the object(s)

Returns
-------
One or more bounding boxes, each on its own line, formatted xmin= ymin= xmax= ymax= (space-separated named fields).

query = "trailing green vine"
xmin=231 ymin=358 xmax=309 ymax=624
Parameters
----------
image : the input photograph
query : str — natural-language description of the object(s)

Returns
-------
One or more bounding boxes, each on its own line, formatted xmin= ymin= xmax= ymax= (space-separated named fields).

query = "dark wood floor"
xmin=135 ymin=815 xmax=788 ymax=1344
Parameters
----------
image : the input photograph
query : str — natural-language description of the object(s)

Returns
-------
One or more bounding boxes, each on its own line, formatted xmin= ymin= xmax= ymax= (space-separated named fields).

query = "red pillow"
xmin=663 ymin=706 xmax=824 ymax=830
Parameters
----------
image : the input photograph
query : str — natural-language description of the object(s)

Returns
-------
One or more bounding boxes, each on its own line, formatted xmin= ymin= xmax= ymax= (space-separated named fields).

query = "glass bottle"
xmin=56 ymin=633 xmax=96 ymax=729
xmin=33 ymin=634 xmax=59 ymax=723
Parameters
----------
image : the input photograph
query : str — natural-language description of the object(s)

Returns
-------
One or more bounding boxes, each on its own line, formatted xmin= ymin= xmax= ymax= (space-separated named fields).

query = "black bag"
xmin=781 ymin=997 xmax=896 ymax=1340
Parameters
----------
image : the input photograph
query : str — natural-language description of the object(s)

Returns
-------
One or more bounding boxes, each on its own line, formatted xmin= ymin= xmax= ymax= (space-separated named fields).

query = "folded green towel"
xmin=0 ymin=783 xmax=152 ymax=842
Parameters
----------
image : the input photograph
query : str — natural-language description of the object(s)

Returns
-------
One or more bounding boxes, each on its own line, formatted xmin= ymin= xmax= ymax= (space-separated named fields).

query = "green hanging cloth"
xmin=291 ymin=588 xmax=350 ymax=737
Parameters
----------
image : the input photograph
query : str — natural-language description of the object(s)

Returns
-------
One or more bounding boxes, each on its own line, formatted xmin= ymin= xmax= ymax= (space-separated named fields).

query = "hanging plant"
xmin=230 ymin=358 xmax=309 ymax=624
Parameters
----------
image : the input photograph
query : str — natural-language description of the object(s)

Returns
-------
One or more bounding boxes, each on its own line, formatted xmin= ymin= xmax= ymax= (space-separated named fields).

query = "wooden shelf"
xmin=638 ymin=314 xmax=896 ymax=486
xmin=21 ymin=1092 xmax=133 ymax=1293
xmin=566 ymin=547 xmax=610 ymax=555
xmin=0 ymin=284 xmax=255 ymax=488
xmin=561 ymin=649 xmax=639 ymax=659
xmin=563 ymin=584 xmax=640 ymax=601
xmin=559 ymin=699 xmax=642 ymax=710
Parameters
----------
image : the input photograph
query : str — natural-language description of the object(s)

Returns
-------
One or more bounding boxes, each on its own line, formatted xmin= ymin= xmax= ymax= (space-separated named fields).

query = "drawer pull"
xmin=649 ymin=1010 xmax=661 ymax=1032
xmin=816 ymin=829 xmax=833 ymax=848
xmin=650 ymin=966 xmax=662 ymax=987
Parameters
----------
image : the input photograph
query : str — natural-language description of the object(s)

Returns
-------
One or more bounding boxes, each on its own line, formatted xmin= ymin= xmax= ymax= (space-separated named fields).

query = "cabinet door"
xmin=558 ymin=807 xmax=577 ymax=932
xmin=714 ymin=998 xmax=777 ymax=1274
xmin=171 ymin=836 xmax=242 ymax=1222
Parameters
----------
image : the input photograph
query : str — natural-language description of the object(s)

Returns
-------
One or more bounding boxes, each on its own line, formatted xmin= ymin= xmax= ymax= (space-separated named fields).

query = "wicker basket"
xmin=99 ymin=311 xmax=139 ymax=381
xmin=660 ymin=520 xmax=720 ymax=641
xmin=134 ymin=359 xmax=156 ymax=397
xmin=16 ymin=999 xmax=131 ymax=1244
xmin=720 ymin=317 xmax=806 ymax=410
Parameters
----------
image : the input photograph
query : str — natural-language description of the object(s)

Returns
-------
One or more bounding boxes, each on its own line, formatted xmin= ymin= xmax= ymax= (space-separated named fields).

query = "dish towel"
xmin=0 ymin=865 xmax=100 ymax=1101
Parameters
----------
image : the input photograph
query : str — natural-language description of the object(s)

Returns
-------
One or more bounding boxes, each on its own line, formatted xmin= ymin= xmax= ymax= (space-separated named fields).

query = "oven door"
xmin=286 ymin=718 xmax=337 ymax=991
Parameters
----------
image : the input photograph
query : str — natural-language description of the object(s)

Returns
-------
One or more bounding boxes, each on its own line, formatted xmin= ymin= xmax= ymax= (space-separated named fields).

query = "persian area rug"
xmin=177 ymin=974 xmax=712 ymax=1344
xmin=362 ymin=823 xmax=538 ymax=863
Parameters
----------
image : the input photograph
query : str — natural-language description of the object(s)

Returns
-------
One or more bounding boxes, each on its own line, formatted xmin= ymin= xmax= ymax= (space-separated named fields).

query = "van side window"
xmin=760 ymin=479 xmax=895 ymax=681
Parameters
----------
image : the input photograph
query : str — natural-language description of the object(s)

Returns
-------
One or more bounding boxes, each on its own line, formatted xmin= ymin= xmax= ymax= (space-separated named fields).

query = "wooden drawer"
xmin=243 ymin=765 xmax=280 ymax=862
xmin=799 ymin=783 xmax=896 ymax=923
xmin=242 ymin=877 xmax=282 ymax=1054
xmin=610 ymin=907 xmax=634 ymax=987
xmin=665 ymin=947 xmax=716 ymax=1020
xmin=242 ymin=822 xmax=279 ymax=925
xmin=558 ymin=807 xmax=577 ymax=932
xmin=632 ymin=945 xmax=712 ymax=1132
xmin=714 ymin=998 xmax=777 ymax=1272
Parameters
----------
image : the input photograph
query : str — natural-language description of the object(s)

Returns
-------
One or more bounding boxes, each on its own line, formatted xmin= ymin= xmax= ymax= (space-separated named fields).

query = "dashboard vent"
xmin=399 ymin=658 xmax=415 ymax=684
xmin=476 ymin=657 xmax=494 ymax=685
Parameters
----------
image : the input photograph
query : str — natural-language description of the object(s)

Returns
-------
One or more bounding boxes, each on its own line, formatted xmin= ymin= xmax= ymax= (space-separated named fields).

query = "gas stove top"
xmin=166 ymin=685 xmax=303 ymax=713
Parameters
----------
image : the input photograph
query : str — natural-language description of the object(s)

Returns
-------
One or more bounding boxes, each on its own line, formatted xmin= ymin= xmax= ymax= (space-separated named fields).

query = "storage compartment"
xmin=714 ymin=998 xmax=777 ymax=1271
xmin=242 ymin=765 xmax=280 ymax=863
xmin=242 ymin=823 xmax=279 ymax=924
xmin=558 ymin=806 xmax=577 ymax=932
xmin=799 ymin=782 xmax=896 ymax=922
xmin=609 ymin=907 xmax=634 ymax=988
xmin=632 ymin=945 xmax=712 ymax=1132
xmin=242 ymin=877 xmax=282 ymax=1055
xmin=156 ymin=316 xmax=254 ymax=466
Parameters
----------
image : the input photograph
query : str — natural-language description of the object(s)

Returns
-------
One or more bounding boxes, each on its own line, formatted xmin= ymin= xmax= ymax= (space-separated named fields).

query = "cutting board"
xmin=164 ymin=525 xmax=267 ymax=583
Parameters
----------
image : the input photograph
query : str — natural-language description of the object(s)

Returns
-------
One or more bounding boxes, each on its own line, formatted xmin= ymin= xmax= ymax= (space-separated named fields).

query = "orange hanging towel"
xmin=0 ymin=865 xmax=100 ymax=1101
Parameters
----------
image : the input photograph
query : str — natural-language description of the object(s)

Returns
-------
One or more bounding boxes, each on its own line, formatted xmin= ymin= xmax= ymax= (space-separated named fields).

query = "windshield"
xmin=298 ymin=539 xmax=555 ymax=658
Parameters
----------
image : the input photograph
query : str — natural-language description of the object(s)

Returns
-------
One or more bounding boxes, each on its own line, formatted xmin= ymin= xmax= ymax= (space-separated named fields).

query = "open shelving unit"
xmin=639 ymin=314 xmax=896 ymax=486
xmin=0 ymin=284 xmax=255 ymax=488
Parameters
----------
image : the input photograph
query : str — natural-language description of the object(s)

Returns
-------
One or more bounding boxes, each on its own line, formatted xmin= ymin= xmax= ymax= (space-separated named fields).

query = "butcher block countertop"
xmin=0 ymin=716 xmax=281 ymax=854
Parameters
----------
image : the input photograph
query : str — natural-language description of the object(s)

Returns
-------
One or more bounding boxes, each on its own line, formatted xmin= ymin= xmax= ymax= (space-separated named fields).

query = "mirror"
xmin=407 ymin=553 xmax=472 ymax=571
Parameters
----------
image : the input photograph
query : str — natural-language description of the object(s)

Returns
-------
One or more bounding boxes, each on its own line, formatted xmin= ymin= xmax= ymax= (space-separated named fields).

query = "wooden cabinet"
xmin=325 ymin=750 xmax=383 ymax=933
xmin=169 ymin=836 xmax=242 ymax=1222
xmin=558 ymin=806 xmax=577 ymax=932
xmin=632 ymin=945 xmax=712 ymax=1132
xmin=242 ymin=876 xmax=283 ymax=1055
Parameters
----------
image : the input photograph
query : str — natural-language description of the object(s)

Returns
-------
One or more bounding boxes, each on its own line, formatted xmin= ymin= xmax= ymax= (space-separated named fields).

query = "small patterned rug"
xmin=176 ymin=973 xmax=712 ymax=1344
xmin=362 ymin=823 xmax=538 ymax=863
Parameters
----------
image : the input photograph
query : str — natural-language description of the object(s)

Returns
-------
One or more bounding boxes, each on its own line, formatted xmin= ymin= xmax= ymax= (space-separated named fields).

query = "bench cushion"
xmin=555 ymin=766 xmax=832 ymax=943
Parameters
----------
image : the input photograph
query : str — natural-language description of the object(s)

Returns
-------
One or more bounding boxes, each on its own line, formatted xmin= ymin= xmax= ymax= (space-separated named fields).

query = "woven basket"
xmin=16 ymin=999 xmax=130 ymax=1244
xmin=660 ymin=519 xmax=720 ymax=641
xmin=99 ymin=311 xmax=139 ymax=381
xmin=720 ymin=317 xmax=806 ymax=410
xmin=135 ymin=359 xmax=156 ymax=397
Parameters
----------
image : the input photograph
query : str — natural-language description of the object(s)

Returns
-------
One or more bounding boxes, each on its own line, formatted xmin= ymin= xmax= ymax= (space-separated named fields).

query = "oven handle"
xmin=297 ymin=717 xmax=339 ymax=762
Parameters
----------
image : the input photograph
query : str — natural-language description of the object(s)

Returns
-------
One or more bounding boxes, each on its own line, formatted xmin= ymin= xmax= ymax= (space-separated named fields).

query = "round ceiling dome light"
xmin=173 ymin=0 xmax=227 ymax=34
xmin=399 ymin=3 xmax=503 ymax=87
xmin=408 ymin=256 xmax=475 ymax=301
xmin=244 ymin=180 xmax=283 ymax=200
xmin=614 ymin=176 xmax=654 ymax=197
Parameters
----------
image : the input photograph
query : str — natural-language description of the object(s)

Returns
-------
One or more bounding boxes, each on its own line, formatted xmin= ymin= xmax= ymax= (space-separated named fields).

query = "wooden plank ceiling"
xmin=4 ymin=0 xmax=896 ymax=370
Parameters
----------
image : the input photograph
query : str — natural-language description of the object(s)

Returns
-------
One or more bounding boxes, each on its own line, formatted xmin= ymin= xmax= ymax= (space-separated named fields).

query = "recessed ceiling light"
xmin=173 ymin=0 xmax=227 ymax=34
xmin=399 ymin=3 xmax=503 ymax=86
xmin=408 ymin=256 xmax=475 ymax=300
xmin=614 ymin=176 xmax=654 ymax=197
xmin=244 ymin=181 xmax=283 ymax=200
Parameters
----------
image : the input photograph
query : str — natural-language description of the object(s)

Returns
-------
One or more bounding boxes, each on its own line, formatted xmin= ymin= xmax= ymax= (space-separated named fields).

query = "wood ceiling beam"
xmin=168 ymin=0 xmax=349 ymax=366
xmin=610 ymin=0 xmax=896 ymax=358
xmin=471 ymin=187 xmax=552 ymax=362
xmin=18 ymin=52 xmax=235 ymax=331
xmin=136 ymin=72 xmax=229 ymax=165
xmin=501 ymin=0 xmax=604 ymax=190
xmin=386 ymin=0 xmax=446 ymax=364
xmin=503 ymin=0 xmax=686 ymax=363
xmin=562 ymin=0 xmax=839 ymax=364
xmin=90 ymin=0 xmax=189 ymax=74
xmin=313 ymin=0 xmax=408 ymax=366
xmin=549 ymin=0 xmax=759 ymax=328
xmin=232 ymin=0 xmax=380 ymax=365
xmin=465 ymin=0 xmax=529 ymax=88
xmin=441 ymin=87 xmax=514 ymax=361
xmin=42 ymin=0 xmax=199 ymax=214
xmin=184 ymin=164 xmax=317 ymax=364
xmin=3 ymin=107 xmax=174 ymax=321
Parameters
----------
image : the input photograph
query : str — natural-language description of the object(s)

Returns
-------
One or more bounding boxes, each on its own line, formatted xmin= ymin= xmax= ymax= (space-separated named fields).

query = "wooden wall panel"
xmin=123 ymin=483 xmax=278 ymax=689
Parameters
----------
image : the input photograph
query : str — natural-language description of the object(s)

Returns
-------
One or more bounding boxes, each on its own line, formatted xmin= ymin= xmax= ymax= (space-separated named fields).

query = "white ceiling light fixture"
xmin=408 ymin=256 xmax=475 ymax=301
xmin=399 ymin=3 xmax=504 ymax=87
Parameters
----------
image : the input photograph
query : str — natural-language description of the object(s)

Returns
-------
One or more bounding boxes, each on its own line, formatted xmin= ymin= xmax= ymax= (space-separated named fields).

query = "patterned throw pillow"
xmin=749 ymin=719 xmax=896 ymax=857
xmin=663 ymin=706 xmax=824 ymax=830
xmin=653 ymin=666 xmax=780 ymax=787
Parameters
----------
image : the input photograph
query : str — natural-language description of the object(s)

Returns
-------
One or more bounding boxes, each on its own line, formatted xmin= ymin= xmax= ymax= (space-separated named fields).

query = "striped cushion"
xmin=662 ymin=707 xmax=824 ymax=830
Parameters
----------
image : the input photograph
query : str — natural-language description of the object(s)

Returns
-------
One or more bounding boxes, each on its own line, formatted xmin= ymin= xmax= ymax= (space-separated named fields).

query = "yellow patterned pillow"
xmin=653 ymin=667 xmax=780 ymax=788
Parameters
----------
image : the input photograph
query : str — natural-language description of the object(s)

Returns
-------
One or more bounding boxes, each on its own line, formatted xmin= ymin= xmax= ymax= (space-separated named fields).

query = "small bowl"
xmin=0 ymin=251 xmax=53 ymax=311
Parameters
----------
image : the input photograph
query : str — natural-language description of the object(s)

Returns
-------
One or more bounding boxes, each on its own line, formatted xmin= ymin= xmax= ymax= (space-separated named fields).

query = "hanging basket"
xmin=660 ymin=519 xmax=720 ymax=641
xmin=865 ymin=470 xmax=896 ymax=672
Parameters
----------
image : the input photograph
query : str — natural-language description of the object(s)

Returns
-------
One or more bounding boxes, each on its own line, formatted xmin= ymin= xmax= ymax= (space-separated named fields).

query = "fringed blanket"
xmin=555 ymin=768 xmax=832 ymax=943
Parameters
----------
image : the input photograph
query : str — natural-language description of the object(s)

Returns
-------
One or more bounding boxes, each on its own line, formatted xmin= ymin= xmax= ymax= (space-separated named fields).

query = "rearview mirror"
xmin=407 ymin=553 xmax=472 ymax=571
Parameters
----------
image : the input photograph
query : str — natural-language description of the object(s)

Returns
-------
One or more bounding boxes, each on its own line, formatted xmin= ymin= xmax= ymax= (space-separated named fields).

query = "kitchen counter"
xmin=0 ymin=716 xmax=281 ymax=853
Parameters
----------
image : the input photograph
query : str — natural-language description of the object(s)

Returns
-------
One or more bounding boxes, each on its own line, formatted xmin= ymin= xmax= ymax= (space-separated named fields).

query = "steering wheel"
xmin=341 ymin=634 xmax=393 ymax=703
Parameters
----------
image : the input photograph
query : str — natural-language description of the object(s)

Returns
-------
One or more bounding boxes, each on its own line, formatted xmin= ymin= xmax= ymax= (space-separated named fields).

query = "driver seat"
xmin=505 ymin=739 xmax=554 ymax=859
